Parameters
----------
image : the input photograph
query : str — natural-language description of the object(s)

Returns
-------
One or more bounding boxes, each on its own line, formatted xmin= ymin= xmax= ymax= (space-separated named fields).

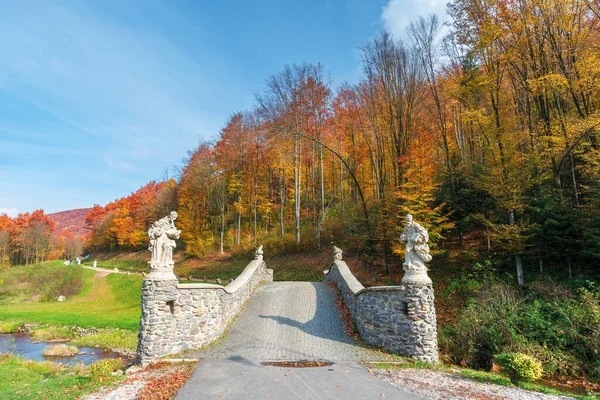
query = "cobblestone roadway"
xmin=193 ymin=282 xmax=394 ymax=362
xmin=176 ymin=282 xmax=423 ymax=399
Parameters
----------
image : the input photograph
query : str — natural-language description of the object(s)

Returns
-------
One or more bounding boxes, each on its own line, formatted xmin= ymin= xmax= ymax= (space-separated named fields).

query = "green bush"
xmin=441 ymin=275 xmax=600 ymax=382
xmin=494 ymin=353 xmax=543 ymax=382
xmin=88 ymin=358 xmax=123 ymax=381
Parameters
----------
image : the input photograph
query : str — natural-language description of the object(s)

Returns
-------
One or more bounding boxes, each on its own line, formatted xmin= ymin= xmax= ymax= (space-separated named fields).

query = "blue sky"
xmin=0 ymin=0 xmax=447 ymax=216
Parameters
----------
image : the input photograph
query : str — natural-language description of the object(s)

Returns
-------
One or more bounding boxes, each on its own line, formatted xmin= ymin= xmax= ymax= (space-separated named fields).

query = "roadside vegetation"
xmin=370 ymin=360 xmax=599 ymax=399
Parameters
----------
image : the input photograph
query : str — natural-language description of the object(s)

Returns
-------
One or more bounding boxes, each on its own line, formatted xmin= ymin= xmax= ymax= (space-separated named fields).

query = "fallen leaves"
xmin=137 ymin=363 xmax=196 ymax=400
xmin=327 ymin=282 xmax=360 ymax=341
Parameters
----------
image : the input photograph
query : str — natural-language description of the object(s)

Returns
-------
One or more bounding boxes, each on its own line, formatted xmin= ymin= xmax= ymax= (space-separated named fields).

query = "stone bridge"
xmin=136 ymin=249 xmax=438 ymax=366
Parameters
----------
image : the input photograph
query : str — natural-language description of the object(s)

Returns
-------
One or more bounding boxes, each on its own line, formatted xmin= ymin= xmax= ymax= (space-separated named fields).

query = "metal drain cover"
xmin=261 ymin=361 xmax=334 ymax=368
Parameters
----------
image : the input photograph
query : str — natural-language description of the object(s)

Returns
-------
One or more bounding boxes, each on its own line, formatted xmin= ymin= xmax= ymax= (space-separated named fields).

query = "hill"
xmin=49 ymin=207 xmax=92 ymax=237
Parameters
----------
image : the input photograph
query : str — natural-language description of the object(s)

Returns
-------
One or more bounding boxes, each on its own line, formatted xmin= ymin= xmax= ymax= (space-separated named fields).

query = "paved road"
xmin=176 ymin=282 xmax=424 ymax=400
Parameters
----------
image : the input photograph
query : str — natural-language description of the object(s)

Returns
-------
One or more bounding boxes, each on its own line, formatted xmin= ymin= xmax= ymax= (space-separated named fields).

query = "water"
xmin=0 ymin=333 xmax=121 ymax=365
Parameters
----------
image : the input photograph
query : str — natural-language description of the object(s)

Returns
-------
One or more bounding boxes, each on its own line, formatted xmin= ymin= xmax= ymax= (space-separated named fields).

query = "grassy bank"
xmin=0 ymin=266 xmax=141 ymax=330
xmin=0 ymin=353 xmax=124 ymax=400
xmin=0 ymin=260 xmax=87 ymax=303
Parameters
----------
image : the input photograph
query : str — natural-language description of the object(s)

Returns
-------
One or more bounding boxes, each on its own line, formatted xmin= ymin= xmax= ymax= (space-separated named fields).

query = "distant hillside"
xmin=48 ymin=207 xmax=92 ymax=237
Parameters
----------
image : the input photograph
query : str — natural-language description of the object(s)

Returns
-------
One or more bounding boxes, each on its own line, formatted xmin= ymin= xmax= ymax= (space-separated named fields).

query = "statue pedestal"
xmin=402 ymin=269 xmax=432 ymax=284
xmin=146 ymin=263 xmax=177 ymax=281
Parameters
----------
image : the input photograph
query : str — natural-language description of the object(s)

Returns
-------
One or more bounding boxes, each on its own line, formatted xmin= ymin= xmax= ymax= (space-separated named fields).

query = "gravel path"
xmin=370 ymin=368 xmax=574 ymax=400
xmin=84 ymin=379 xmax=146 ymax=400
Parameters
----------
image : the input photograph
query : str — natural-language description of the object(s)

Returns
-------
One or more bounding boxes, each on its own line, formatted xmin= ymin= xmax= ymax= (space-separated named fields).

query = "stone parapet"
xmin=137 ymin=259 xmax=273 ymax=364
xmin=324 ymin=260 xmax=438 ymax=362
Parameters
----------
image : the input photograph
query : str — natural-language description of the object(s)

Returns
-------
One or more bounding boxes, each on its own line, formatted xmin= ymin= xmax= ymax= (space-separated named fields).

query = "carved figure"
xmin=333 ymin=246 xmax=343 ymax=261
xmin=255 ymin=245 xmax=263 ymax=261
xmin=148 ymin=211 xmax=181 ymax=270
xmin=399 ymin=214 xmax=432 ymax=272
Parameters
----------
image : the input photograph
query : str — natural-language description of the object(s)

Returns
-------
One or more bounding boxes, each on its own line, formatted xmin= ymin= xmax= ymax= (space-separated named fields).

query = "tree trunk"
xmin=220 ymin=191 xmax=225 ymax=255
xmin=515 ymin=255 xmax=524 ymax=285
xmin=280 ymin=168 xmax=285 ymax=238
xmin=295 ymin=136 xmax=301 ymax=244
xmin=317 ymin=137 xmax=325 ymax=249
xmin=510 ymin=210 xmax=525 ymax=285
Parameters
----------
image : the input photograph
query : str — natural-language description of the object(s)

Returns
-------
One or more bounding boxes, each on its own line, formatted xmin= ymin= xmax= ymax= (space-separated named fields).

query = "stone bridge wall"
xmin=324 ymin=261 xmax=438 ymax=362
xmin=137 ymin=260 xmax=273 ymax=364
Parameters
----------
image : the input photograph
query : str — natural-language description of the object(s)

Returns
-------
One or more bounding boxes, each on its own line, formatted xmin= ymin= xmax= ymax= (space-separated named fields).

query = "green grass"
xmin=0 ymin=271 xmax=142 ymax=330
xmin=31 ymin=326 xmax=77 ymax=342
xmin=0 ymin=261 xmax=86 ymax=303
xmin=0 ymin=354 xmax=122 ymax=400
xmin=72 ymin=328 xmax=138 ymax=351
xmin=0 ymin=321 xmax=23 ymax=334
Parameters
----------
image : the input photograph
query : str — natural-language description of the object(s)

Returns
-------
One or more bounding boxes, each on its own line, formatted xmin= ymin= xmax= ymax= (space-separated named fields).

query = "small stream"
xmin=0 ymin=333 xmax=122 ymax=365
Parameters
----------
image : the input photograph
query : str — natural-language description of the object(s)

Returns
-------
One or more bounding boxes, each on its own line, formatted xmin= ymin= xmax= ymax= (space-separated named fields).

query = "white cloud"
xmin=381 ymin=0 xmax=449 ymax=39
xmin=105 ymin=156 xmax=134 ymax=171
xmin=0 ymin=207 xmax=18 ymax=217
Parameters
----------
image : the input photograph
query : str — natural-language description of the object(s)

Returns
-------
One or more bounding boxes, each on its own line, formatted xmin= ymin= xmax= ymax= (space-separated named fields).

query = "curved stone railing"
xmin=324 ymin=260 xmax=438 ymax=362
xmin=137 ymin=258 xmax=273 ymax=364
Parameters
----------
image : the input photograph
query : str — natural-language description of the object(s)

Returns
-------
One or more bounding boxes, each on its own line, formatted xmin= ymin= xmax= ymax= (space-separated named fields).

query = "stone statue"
xmin=399 ymin=214 xmax=432 ymax=283
xmin=333 ymin=246 xmax=343 ymax=261
xmin=255 ymin=245 xmax=263 ymax=261
xmin=147 ymin=211 xmax=181 ymax=280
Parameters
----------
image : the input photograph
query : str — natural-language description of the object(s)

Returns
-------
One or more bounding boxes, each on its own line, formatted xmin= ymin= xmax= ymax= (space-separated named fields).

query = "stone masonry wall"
xmin=137 ymin=260 xmax=273 ymax=364
xmin=324 ymin=260 xmax=438 ymax=362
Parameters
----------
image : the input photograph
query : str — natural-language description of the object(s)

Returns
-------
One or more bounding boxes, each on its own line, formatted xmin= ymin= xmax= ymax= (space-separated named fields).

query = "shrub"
xmin=42 ymin=344 xmax=79 ymax=357
xmin=88 ymin=358 xmax=123 ymax=381
xmin=442 ymin=276 xmax=600 ymax=381
xmin=494 ymin=353 xmax=543 ymax=382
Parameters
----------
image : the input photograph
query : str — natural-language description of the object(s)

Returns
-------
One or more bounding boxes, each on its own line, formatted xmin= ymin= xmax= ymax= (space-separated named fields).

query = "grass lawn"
xmin=0 ymin=269 xmax=142 ymax=330
xmin=0 ymin=354 xmax=123 ymax=400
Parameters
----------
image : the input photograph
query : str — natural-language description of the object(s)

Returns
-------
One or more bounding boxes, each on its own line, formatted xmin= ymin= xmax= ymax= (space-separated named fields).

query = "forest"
xmin=81 ymin=0 xmax=600 ymax=281
xmin=1 ymin=0 xmax=599 ymax=384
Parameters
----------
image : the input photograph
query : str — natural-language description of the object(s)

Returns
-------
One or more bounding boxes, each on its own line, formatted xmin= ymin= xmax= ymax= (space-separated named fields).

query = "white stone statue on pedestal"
xmin=147 ymin=211 xmax=181 ymax=280
xmin=255 ymin=245 xmax=263 ymax=261
xmin=400 ymin=214 xmax=432 ymax=284
xmin=333 ymin=246 xmax=343 ymax=261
